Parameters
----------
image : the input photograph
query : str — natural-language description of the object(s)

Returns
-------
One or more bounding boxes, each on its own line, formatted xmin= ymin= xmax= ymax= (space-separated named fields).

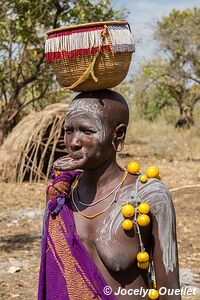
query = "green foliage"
xmin=133 ymin=8 xmax=200 ymax=127
xmin=0 ymin=0 xmax=122 ymax=143
xmin=69 ymin=0 xmax=124 ymax=23
xmin=132 ymin=60 xmax=174 ymax=121
xmin=143 ymin=86 xmax=172 ymax=121
xmin=156 ymin=8 xmax=200 ymax=70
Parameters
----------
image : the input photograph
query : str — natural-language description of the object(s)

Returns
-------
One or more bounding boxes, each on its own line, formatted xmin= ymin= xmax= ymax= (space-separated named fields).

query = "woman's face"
xmin=64 ymin=108 xmax=114 ymax=170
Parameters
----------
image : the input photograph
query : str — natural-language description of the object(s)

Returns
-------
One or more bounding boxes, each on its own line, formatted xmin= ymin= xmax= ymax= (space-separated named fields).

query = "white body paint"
xmin=66 ymin=98 xmax=106 ymax=143
xmin=96 ymin=178 xmax=177 ymax=274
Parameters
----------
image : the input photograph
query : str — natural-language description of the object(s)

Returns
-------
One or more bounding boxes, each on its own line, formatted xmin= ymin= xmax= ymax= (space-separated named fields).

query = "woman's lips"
xmin=53 ymin=153 xmax=86 ymax=171
xmin=69 ymin=153 xmax=84 ymax=160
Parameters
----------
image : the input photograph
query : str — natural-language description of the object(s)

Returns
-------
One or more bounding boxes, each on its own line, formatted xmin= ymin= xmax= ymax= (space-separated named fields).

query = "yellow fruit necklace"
xmin=122 ymin=161 xmax=161 ymax=300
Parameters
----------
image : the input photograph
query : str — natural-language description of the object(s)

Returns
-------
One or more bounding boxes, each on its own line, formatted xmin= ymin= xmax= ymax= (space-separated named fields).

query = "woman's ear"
xmin=112 ymin=124 xmax=127 ymax=152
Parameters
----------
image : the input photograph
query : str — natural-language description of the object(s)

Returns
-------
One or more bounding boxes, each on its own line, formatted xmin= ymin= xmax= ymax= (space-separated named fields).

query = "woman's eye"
xmin=64 ymin=128 xmax=73 ymax=133
xmin=82 ymin=129 xmax=95 ymax=134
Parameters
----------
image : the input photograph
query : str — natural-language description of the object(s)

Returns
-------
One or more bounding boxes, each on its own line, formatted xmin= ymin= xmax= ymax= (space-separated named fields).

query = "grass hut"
xmin=0 ymin=103 xmax=68 ymax=182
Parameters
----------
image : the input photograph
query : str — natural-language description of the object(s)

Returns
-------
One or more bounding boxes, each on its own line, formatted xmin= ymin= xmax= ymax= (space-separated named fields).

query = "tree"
xmin=154 ymin=8 xmax=200 ymax=127
xmin=132 ymin=59 xmax=175 ymax=121
xmin=0 ymin=0 xmax=121 ymax=145
xmin=133 ymin=8 xmax=200 ymax=127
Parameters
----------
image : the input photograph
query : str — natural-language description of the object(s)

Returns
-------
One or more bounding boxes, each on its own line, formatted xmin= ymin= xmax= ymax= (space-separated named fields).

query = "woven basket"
xmin=45 ymin=21 xmax=135 ymax=92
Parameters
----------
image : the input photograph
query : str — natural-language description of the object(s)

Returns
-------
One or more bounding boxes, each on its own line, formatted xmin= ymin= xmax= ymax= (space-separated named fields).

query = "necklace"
xmin=121 ymin=161 xmax=160 ymax=298
xmin=71 ymin=168 xmax=127 ymax=219
xmin=76 ymin=168 xmax=128 ymax=207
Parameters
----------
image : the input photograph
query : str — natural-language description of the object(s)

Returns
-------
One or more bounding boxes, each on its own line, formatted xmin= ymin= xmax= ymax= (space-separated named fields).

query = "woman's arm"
xmin=151 ymin=193 xmax=181 ymax=300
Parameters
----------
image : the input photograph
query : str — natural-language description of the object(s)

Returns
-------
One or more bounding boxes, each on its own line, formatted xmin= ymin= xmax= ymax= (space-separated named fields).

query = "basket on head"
xmin=45 ymin=20 xmax=135 ymax=92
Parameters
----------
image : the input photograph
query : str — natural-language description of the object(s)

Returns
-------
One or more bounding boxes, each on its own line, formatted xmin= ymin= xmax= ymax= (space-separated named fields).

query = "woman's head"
xmin=64 ymin=89 xmax=129 ymax=169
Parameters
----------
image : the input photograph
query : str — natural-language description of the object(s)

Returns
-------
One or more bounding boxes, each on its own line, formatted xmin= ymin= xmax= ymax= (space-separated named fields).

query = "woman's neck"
xmin=81 ymin=160 xmax=124 ymax=190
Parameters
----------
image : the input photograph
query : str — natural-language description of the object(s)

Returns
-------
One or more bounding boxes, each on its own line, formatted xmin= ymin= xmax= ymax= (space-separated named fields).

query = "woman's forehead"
xmin=66 ymin=98 xmax=103 ymax=117
xmin=65 ymin=111 xmax=100 ymax=124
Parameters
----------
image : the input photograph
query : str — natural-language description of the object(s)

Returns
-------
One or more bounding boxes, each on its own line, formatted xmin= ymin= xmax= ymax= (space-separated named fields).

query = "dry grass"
xmin=126 ymin=112 xmax=200 ymax=162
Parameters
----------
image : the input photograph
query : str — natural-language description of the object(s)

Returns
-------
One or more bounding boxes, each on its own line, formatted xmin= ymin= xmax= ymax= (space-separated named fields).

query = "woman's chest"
xmin=72 ymin=202 xmax=151 ymax=273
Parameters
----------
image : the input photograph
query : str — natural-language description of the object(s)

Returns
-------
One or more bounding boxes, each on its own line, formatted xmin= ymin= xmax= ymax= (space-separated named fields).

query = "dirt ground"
xmin=0 ymin=143 xmax=200 ymax=299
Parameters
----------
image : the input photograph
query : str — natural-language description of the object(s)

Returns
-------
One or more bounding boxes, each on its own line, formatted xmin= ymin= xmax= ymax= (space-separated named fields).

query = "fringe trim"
xmin=45 ymin=25 xmax=134 ymax=62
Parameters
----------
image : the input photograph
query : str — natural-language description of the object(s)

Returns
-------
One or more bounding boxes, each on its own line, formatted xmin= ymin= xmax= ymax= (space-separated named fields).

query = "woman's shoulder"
xmin=120 ymin=175 xmax=172 ymax=209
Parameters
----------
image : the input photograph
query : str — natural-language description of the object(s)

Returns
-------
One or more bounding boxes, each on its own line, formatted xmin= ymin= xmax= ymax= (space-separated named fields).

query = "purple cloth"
xmin=38 ymin=170 xmax=117 ymax=300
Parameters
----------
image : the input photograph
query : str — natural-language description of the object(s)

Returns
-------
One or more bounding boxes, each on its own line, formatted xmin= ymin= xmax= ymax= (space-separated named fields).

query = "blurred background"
xmin=0 ymin=1 xmax=200 ymax=299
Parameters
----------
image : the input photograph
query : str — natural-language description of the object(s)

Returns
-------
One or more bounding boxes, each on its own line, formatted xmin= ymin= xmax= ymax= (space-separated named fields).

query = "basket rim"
xmin=47 ymin=20 xmax=129 ymax=35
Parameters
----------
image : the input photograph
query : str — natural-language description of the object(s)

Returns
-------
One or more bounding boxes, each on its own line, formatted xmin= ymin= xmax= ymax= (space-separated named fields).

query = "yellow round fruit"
xmin=137 ymin=261 xmax=149 ymax=269
xmin=138 ymin=202 xmax=150 ymax=214
xmin=122 ymin=219 xmax=134 ymax=231
xmin=148 ymin=289 xmax=159 ymax=299
xmin=146 ymin=166 xmax=159 ymax=178
xmin=122 ymin=204 xmax=135 ymax=218
xmin=137 ymin=214 xmax=150 ymax=227
xmin=137 ymin=251 xmax=149 ymax=262
xmin=127 ymin=162 xmax=140 ymax=174
xmin=140 ymin=174 xmax=148 ymax=183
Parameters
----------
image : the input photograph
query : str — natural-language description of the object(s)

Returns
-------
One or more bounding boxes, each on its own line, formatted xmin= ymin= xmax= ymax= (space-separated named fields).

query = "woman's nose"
xmin=69 ymin=134 xmax=82 ymax=151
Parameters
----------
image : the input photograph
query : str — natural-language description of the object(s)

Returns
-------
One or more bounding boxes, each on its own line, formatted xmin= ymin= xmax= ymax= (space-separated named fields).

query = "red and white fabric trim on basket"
xmin=45 ymin=24 xmax=135 ymax=63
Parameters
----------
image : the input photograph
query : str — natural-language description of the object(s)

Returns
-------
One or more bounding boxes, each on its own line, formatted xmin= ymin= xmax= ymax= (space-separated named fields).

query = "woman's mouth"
xmin=69 ymin=153 xmax=84 ymax=160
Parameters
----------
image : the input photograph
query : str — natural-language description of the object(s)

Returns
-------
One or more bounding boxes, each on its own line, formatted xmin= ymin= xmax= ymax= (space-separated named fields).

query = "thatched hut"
xmin=0 ymin=103 xmax=68 ymax=182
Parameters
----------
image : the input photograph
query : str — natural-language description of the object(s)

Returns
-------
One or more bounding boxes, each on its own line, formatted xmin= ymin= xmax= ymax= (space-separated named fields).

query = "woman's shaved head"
xmin=66 ymin=89 xmax=129 ymax=131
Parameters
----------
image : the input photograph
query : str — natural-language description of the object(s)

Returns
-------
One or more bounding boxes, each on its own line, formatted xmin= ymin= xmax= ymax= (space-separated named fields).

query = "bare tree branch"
xmin=6 ymin=84 xmax=49 ymax=124
xmin=15 ymin=44 xmax=28 ymax=82
xmin=11 ymin=51 xmax=45 ymax=100
xmin=188 ymin=76 xmax=200 ymax=84
xmin=20 ymin=84 xmax=49 ymax=110
xmin=192 ymin=94 xmax=200 ymax=105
